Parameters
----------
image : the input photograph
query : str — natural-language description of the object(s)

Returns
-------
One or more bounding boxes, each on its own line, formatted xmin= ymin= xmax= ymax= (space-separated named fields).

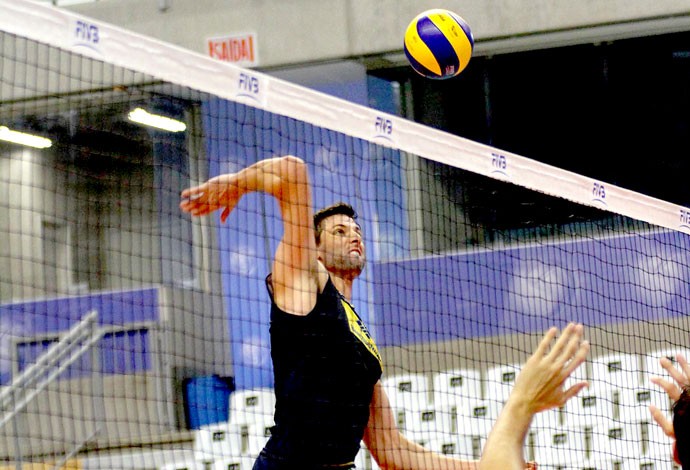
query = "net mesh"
xmin=0 ymin=2 xmax=689 ymax=469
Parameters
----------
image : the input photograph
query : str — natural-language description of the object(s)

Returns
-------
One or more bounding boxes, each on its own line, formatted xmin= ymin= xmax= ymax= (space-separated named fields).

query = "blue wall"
xmin=0 ymin=288 xmax=159 ymax=385
xmin=372 ymin=230 xmax=690 ymax=347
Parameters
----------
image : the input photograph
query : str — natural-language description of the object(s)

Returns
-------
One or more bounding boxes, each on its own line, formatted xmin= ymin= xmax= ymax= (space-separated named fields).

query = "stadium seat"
xmin=193 ymin=421 xmax=242 ymax=462
xmin=194 ymin=418 xmax=272 ymax=461
xmin=212 ymin=456 xmax=256 ymax=470
xmin=532 ymin=425 xmax=586 ymax=467
xmin=382 ymin=373 xmax=431 ymax=412
xmin=530 ymin=406 xmax=563 ymax=432
xmin=425 ymin=435 xmax=478 ymax=460
xmin=432 ymin=368 xmax=482 ymax=408
xmin=400 ymin=405 xmax=455 ymax=444
xmin=564 ymin=385 xmax=615 ymax=427
xmin=241 ymin=420 xmax=273 ymax=457
xmin=622 ymin=458 xmax=679 ymax=470
xmin=484 ymin=363 xmax=521 ymax=404
xmin=228 ymin=387 xmax=276 ymax=425
xmin=354 ymin=444 xmax=380 ymax=470
xmin=159 ymin=461 xmax=206 ymax=470
xmin=591 ymin=353 xmax=641 ymax=390
xmin=642 ymin=348 xmax=690 ymax=386
xmin=577 ymin=457 xmax=627 ymax=470
xmin=589 ymin=420 xmax=640 ymax=461
xmin=640 ymin=420 xmax=674 ymax=459
xmin=457 ymin=398 xmax=500 ymax=438
xmin=618 ymin=386 xmax=671 ymax=423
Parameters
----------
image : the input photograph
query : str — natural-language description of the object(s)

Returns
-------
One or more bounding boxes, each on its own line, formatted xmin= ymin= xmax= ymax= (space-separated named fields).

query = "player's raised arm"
xmin=479 ymin=323 xmax=589 ymax=470
xmin=180 ymin=155 xmax=321 ymax=313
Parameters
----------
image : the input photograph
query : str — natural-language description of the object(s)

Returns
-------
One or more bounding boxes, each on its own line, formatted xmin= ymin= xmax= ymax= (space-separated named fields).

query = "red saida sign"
xmin=207 ymin=33 xmax=258 ymax=66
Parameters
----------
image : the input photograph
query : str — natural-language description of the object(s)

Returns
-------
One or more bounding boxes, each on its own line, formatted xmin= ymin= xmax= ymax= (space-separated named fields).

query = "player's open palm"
xmin=512 ymin=323 xmax=589 ymax=415
xmin=180 ymin=174 xmax=242 ymax=222
xmin=649 ymin=354 xmax=690 ymax=438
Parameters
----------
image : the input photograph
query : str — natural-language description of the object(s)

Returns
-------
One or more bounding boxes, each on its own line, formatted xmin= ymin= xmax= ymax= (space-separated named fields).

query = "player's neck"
xmin=330 ymin=274 xmax=354 ymax=301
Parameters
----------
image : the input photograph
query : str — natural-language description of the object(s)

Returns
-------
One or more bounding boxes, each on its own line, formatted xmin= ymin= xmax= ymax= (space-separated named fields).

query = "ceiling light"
xmin=127 ymin=108 xmax=186 ymax=132
xmin=0 ymin=126 xmax=52 ymax=149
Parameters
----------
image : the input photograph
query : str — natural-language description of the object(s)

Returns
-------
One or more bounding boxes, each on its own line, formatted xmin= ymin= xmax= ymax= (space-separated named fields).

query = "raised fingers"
xmin=660 ymin=357 xmax=689 ymax=390
xmin=650 ymin=376 xmax=682 ymax=402
xmin=676 ymin=355 xmax=690 ymax=384
xmin=649 ymin=404 xmax=675 ymax=438
xmin=534 ymin=327 xmax=559 ymax=358
xmin=549 ymin=323 xmax=583 ymax=365
xmin=562 ymin=339 xmax=590 ymax=379
xmin=562 ymin=381 xmax=589 ymax=405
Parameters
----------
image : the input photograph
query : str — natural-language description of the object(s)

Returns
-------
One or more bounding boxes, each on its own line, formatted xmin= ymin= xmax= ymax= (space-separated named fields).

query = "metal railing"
xmin=0 ymin=311 xmax=103 ymax=469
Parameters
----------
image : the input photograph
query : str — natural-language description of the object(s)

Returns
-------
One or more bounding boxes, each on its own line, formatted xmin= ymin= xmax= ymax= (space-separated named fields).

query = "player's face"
xmin=317 ymin=214 xmax=366 ymax=277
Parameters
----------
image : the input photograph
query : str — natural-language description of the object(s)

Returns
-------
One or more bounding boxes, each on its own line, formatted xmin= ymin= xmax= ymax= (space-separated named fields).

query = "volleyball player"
xmin=181 ymin=155 xmax=482 ymax=469
xmin=180 ymin=154 xmax=588 ymax=469
xmin=649 ymin=354 xmax=690 ymax=467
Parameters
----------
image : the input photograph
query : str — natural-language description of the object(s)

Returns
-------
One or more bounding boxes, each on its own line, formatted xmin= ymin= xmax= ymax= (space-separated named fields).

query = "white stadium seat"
xmin=193 ymin=421 xmax=242 ymax=462
xmin=591 ymin=353 xmax=641 ymax=390
xmin=623 ymin=457 xmax=679 ymax=470
xmin=425 ymin=435 xmax=478 ymax=460
xmin=212 ymin=456 xmax=256 ymax=470
xmin=457 ymin=398 xmax=500 ymax=438
xmin=589 ymin=421 xmax=640 ymax=461
xmin=565 ymin=385 xmax=614 ymax=428
xmin=533 ymin=426 xmax=585 ymax=467
xmin=432 ymin=368 xmax=482 ymax=408
xmin=229 ymin=387 xmax=276 ymax=425
xmin=159 ymin=461 xmax=206 ymax=470
xmin=484 ymin=363 xmax=521 ymax=404
xmin=530 ymin=406 xmax=563 ymax=432
xmin=618 ymin=386 xmax=671 ymax=423
xmin=242 ymin=420 xmax=273 ymax=457
xmin=401 ymin=405 xmax=455 ymax=444
xmin=382 ymin=373 xmax=431 ymax=412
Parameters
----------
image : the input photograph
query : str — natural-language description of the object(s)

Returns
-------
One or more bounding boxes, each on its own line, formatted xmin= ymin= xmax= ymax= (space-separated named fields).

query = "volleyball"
xmin=403 ymin=9 xmax=474 ymax=80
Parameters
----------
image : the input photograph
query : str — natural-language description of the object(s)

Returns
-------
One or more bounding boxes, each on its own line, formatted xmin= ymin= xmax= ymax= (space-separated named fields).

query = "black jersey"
xmin=261 ymin=275 xmax=383 ymax=467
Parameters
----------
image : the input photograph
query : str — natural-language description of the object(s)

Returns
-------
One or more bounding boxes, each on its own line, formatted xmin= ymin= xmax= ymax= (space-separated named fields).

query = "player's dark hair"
xmin=674 ymin=386 xmax=690 ymax=468
xmin=313 ymin=202 xmax=357 ymax=245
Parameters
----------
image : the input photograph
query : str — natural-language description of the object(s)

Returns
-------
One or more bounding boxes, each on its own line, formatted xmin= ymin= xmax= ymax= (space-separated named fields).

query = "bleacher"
xmin=172 ymin=349 xmax=683 ymax=470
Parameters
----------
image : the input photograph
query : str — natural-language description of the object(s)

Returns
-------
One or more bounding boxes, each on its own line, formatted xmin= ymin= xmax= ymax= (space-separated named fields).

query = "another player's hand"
xmin=649 ymin=354 xmax=690 ymax=439
xmin=180 ymin=174 xmax=241 ymax=223
xmin=511 ymin=323 xmax=589 ymax=415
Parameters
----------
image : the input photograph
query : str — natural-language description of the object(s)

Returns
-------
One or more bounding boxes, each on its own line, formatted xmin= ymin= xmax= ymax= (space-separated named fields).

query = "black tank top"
xmin=263 ymin=275 xmax=383 ymax=466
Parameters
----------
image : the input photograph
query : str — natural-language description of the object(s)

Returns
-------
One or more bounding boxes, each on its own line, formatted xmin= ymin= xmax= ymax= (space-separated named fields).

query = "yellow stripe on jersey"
xmin=341 ymin=299 xmax=383 ymax=369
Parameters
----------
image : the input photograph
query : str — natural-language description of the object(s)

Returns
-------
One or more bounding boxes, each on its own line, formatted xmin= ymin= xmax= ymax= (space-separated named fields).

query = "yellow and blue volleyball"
xmin=404 ymin=9 xmax=474 ymax=80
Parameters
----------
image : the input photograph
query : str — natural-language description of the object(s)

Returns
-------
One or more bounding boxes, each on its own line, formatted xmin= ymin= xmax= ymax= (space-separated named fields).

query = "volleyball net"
xmin=1 ymin=1 xmax=689 ymax=468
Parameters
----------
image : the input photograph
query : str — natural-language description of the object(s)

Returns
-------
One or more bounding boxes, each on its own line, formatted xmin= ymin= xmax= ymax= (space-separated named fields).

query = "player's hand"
xmin=180 ymin=174 xmax=241 ymax=223
xmin=511 ymin=323 xmax=589 ymax=415
xmin=649 ymin=354 xmax=690 ymax=439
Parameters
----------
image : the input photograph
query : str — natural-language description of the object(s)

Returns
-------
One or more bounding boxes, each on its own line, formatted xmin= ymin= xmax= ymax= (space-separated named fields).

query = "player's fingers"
xmin=562 ymin=340 xmax=590 ymax=378
xmin=191 ymin=205 xmax=213 ymax=217
xmin=181 ymin=185 xmax=204 ymax=200
xmin=661 ymin=357 xmax=689 ymax=388
xmin=549 ymin=323 xmax=579 ymax=362
xmin=535 ymin=327 xmax=559 ymax=357
xmin=649 ymin=405 xmax=675 ymax=438
xmin=558 ymin=324 xmax=585 ymax=365
xmin=677 ymin=355 xmax=690 ymax=383
xmin=650 ymin=376 xmax=682 ymax=402
xmin=221 ymin=206 xmax=231 ymax=223
xmin=562 ymin=381 xmax=589 ymax=404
